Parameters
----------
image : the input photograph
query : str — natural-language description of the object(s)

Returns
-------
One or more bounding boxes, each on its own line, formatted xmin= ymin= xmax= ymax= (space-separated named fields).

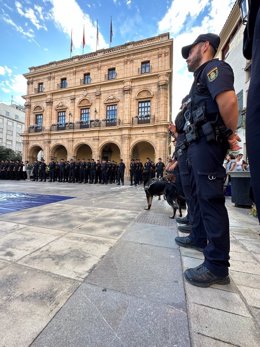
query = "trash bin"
xmin=229 ymin=171 xmax=252 ymax=207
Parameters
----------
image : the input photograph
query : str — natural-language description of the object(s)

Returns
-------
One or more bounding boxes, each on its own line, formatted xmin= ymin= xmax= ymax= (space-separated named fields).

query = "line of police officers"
xmin=0 ymin=157 xmax=166 ymax=185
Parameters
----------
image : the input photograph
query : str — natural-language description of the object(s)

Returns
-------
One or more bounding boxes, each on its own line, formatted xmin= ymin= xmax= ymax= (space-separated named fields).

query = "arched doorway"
xmin=100 ymin=143 xmax=120 ymax=162
xmin=51 ymin=145 xmax=68 ymax=161
xmin=75 ymin=144 xmax=92 ymax=160
xmin=29 ymin=145 xmax=44 ymax=162
xmin=131 ymin=141 xmax=155 ymax=163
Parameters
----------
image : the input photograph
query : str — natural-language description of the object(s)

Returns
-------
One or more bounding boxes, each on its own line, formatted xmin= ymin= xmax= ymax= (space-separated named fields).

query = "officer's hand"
xmin=228 ymin=133 xmax=241 ymax=151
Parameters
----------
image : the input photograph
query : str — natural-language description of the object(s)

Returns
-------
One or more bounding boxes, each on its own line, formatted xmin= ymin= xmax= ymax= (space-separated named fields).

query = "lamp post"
xmin=238 ymin=0 xmax=249 ymax=24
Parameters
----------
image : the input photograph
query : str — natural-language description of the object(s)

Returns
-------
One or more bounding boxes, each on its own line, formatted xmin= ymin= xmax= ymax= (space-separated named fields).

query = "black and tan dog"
xmin=144 ymin=176 xmax=185 ymax=219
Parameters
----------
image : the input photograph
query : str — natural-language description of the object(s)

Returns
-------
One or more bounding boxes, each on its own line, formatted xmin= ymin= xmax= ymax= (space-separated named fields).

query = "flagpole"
xmin=70 ymin=29 xmax=73 ymax=58
xmin=110 ymin=16 xmax=113 ymax=48
xmin=96 ymin=19 xmax=99 ymax=51
xmin=82 ymin=24 xmax=85 ymax=54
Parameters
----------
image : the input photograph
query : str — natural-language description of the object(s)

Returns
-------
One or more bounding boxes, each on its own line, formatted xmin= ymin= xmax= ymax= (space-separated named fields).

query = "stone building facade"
xmin=22 ymin=33 xmax=173 ymax=169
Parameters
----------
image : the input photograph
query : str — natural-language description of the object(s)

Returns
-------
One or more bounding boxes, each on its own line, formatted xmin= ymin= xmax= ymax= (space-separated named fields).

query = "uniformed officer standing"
xmin=175 ymin=33 xmax=239 ymax=287
xmin=243 ymin=0 xmax=260 ymax=223
xmin=117 ymin=159 xmax=125 ymax=185
xmin=155 ymin=158 xmax=165 ymax=179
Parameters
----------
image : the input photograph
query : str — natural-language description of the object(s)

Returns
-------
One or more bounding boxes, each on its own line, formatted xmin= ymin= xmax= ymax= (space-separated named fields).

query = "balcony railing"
xmin=138 ymin=66 xmax=152 ymax=74
xmin=50 ymin=122 xmax=74 ymax=131
xmin=28 ymin=125 xmax=43 ymax=133
xmin=133 ymin=114 xmax=151 ymax=124
xmin=75 ymin=121 xmax=90 ymax=129
xmin=80 ymin=78 xmax=91 ymax=85
xmin=57 ymin=82 xmax=67 ymax=89
xmin=102 ymin=118 xmax=119 ymax=127
xmin=34 ymin=87 xmax=44 ymax=93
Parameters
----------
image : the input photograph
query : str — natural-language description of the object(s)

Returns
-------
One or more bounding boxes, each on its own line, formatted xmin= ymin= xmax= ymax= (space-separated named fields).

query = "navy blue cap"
xmin=182 ymin=33 xmax=220 ymax=59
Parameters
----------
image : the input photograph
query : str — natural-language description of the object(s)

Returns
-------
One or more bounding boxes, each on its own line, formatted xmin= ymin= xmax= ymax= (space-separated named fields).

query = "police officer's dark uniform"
xmin=172 ymin=100 xmax=194 ymax=229
xmin=176 ymin=33 xmax=238 ymax=287
xmin=243 ymin=0 xmax=260 ymax=223
xmin=117 ymin=159 xmax=125 ymax=185
xmin=155 ymin=159 xmax=165 ymax=179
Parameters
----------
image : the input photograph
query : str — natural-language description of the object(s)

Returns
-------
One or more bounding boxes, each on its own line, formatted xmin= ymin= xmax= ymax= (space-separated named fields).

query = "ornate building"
xmin=22 ymin=33 xmax=172 ymax=168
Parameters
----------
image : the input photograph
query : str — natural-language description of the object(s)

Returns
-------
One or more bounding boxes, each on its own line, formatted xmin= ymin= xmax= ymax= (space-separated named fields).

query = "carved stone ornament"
xmin=55 ymin=101 xmax=67 ymax=110
xmin=104 ymin=96 xmax=120 ymax=104
xmin=33 ymin=105 xmax=44 ymax=113
xmin=136 ymin=89 xmax=153 ymax=100
xmin=78 ymin=98 xmax=92 ymax=107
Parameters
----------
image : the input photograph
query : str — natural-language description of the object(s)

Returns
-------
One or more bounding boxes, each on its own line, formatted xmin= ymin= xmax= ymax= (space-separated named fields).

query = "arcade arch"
xmin=131 ymin=141 xmax=155 ymax=163
xmin=75 ymin=144 xmax=92 ymax=160
xmin=50 ymin=144 xmax=68 ymax=161
xmin=100 ymin=142 xmax=120 ymax=162
xmin=28 ymin=145 xmax=44 ymax=162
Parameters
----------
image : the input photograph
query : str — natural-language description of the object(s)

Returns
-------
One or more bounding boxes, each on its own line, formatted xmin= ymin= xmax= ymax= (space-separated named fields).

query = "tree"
xmin=0 ymin=146 xmax=22 ymax=161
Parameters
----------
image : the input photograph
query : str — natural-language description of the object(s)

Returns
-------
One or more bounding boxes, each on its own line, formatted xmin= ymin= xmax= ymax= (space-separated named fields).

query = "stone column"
xmin=45 ymin=97 xmax=53 ymax=130
xmin=123 ymin=81 xmax=132 ymax=125
xmin=157 ymin=74 xmax=169 ymax=123
xmin=121 ymin=134 xmax=131 ymax=178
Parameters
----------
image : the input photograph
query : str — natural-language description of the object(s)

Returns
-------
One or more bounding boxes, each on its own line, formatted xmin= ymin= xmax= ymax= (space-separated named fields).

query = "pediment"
xmin=78 ymin=98 xmax=92 ymax=107
xmin=104 ymin=95 xmax=120 ymax=104
xmin=136 ymin=89 xmax=153 ymax=99
xmin=33 ymin=105 xmax=44 ymax=113
xmin=55 ymin=102 xmax=67 ymax=110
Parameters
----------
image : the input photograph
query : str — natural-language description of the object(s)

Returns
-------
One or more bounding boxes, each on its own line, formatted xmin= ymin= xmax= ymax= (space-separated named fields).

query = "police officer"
xmin=169 ymin=96 xmax=193 ymax=232
xmin=175 ymin=33 xmax=239 ymax=287
xmin=243 ymin=0 xmax=260 ymax=223
xmin=117 ymin=159 xmax=125 ymax=185
xmin=155 ymin=158 xmax=165 ymax=179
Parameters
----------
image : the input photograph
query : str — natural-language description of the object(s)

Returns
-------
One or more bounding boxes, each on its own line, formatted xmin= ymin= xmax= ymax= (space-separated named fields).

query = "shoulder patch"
xmin=207 ymin=67 xmax=218 ymax=82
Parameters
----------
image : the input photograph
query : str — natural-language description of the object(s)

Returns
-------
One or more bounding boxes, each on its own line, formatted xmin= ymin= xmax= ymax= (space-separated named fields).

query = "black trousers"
xmin=188 ymin=136 xmax=229 ymax=277
xmin=246 ymin=7 xmax=260 ymax=223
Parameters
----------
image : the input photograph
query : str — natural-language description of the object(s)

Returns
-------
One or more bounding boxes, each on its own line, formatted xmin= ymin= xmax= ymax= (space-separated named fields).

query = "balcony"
xmin=80 ymin=78 xmax=91 ymax=85
xmin=75 ymin=121 xmax=90 ymax=129
xmin=101 ymin=118 xmax=119 ymax=127
xmin=34 ymin=87 xmax=44 ymax=93
xmin=50 ymin=122 xmax=74 ymax=131
xmin=133 ymin=114 xmax=151 ymax=124
xmin=28 ymin=125 xmax=43 ymax=133
xmin=138 ymin=66 xmax=152 ymax=74
xmin=57 ymin=82 xmax=67 ymax=89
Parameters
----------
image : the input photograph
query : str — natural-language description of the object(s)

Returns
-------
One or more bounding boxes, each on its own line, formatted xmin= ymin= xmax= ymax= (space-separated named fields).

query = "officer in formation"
xmin=174 ymin=33 xmax=239 ymax=287
xmin=129 ymin=157 xmax=165 ymax=186
xmin=0 ymin=160 xmax=25 ymax=180
xmin=17 ymin=158 xmax=128 ymax=185
xmin=243 ymin=0 xmax=260 ymax=223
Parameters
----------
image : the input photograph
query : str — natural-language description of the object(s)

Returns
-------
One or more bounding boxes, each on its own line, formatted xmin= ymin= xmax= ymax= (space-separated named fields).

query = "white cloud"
xmin=0 ymin=66 xmax=13 ymax=76
xmin=126 ymin=0 xmax=132 ymax=8
xmin=50 ymin=0 xmax=108 ymax=52
xmin=15 ymin=1 xmax=47 ymax=31
xmin=158 ymin=0 xmax=236 ymax=117
xmin=2 ymin=15 xmax=35 ymax=39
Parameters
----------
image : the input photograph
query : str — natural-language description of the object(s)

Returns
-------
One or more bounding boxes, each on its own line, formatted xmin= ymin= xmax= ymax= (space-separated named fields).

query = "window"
xmin=80 ymin=108 xmax=90 ymax=122
xmin=35 ymin=114 xmax=43 ymax=127
xmin=58 ymin=111 xmax=66 ymax=125
xmin=106 ymin=105 xmax=117 ymax=120
xmin=5 ymin=111 xmax=10 ymax=117
xmin=60 ymin=78 xmax=67 ymax=88
xmin=38 ymin=82 xmax=44 ymax=92
xmin=141 ymin=61 xmax=150 ymax=74
xmin=107 ymin=68 xmax=116 ymax=80
xmin=138 ymin=101 xmax=150 ymax=116
xmin=83 ymin=73 xmax=91 ymax=84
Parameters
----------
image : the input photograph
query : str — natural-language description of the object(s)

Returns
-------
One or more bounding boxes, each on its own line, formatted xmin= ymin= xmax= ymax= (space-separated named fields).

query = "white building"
xmin=217 ymin=1 xmax=248 ymax=155
xmin=0 ymin=103 xmax=25 ymax=152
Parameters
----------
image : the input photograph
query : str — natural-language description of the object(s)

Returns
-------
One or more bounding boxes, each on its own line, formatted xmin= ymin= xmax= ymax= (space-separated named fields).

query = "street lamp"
xmin=238 ymin=0 xmax=249 ymax=24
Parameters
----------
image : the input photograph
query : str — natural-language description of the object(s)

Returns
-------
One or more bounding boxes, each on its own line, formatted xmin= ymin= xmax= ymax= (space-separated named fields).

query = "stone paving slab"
xmin=86 ymin=239 xmax=186 ymax=310
xmin=31 ymin=283 xmax=190 ymax=347
xmin=121 ymin=222 xmax=178 ymax=249
xmin=188 ymin=303 xmax=260 ymax=346
xmin=19 ymin=234 xmax=115 ymax=280
xmin=0 ymin=263 xmax=79 ymax=347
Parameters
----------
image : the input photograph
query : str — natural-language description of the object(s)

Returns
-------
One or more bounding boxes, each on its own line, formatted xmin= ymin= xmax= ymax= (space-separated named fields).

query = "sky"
xmin=0 ymin=0 xmax=236 ymax=117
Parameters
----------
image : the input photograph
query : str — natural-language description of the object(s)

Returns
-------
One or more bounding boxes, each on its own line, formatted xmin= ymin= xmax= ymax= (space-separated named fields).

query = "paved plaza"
xmin=0 ymin=180 xmax=259 ymax=347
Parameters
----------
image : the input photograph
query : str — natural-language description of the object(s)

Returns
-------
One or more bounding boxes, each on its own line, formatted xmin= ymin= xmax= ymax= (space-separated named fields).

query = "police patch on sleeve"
xmin=207 ymin=67 xmax=218 ymax=82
